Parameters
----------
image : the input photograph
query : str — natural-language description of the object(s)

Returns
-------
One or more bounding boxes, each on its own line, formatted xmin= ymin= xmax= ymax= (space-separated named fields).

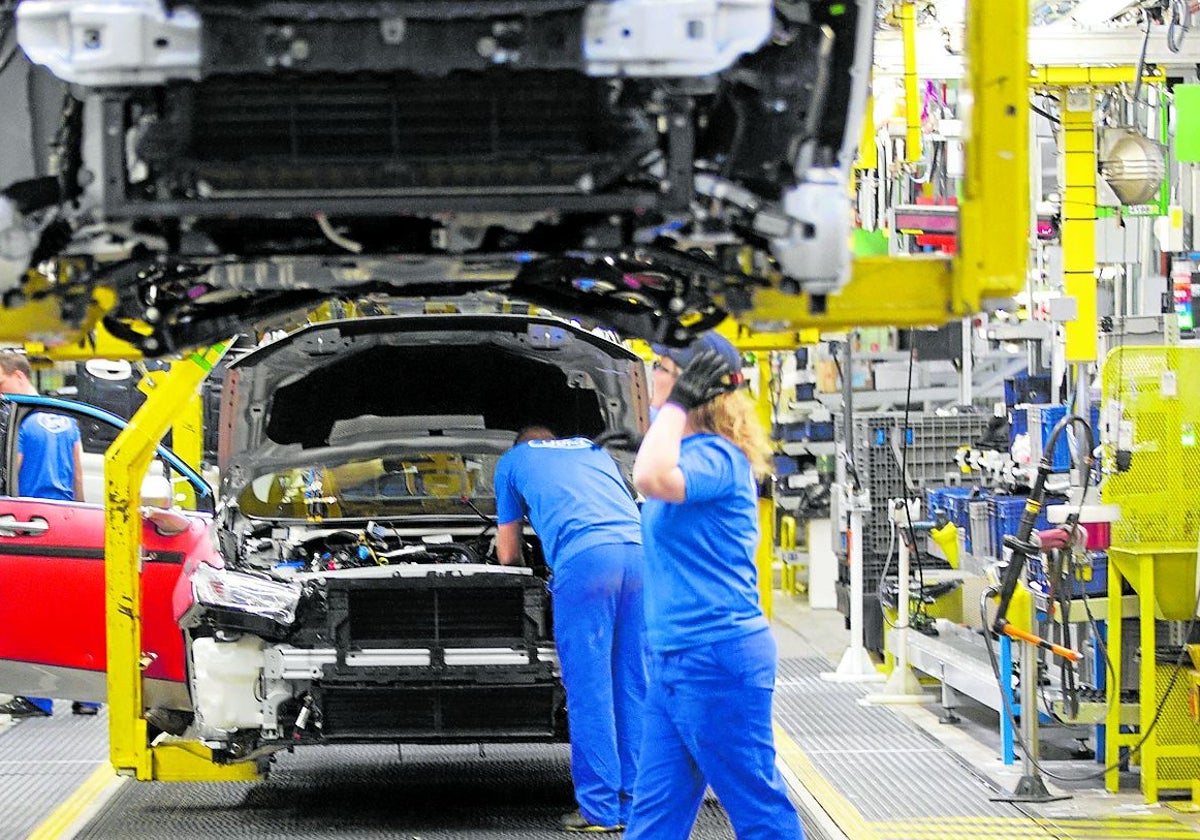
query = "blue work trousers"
xmin=551 ymin=542 xmax=647 ymax=826
xmin=625 ymin=628 xmax=804 ymax=840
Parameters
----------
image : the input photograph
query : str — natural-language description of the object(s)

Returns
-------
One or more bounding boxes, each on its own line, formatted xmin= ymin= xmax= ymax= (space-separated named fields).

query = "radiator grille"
xmin=347 ymin=585 xmax=529 ymax=645
xmin=164 ymin=71 xmax=652 ymax=192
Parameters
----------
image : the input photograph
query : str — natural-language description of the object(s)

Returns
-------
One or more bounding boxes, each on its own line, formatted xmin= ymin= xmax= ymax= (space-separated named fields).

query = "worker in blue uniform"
xmin=0 ymin=351 xmax=100 ymax=718
xmin=630 ymin=333 xmax=804 ymax=840
xmin=494 ymin=426 xmax=646 ymax=834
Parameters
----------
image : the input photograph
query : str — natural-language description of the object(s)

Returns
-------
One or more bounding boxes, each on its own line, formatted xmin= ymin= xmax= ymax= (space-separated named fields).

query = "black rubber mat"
xmin=78 ymin=743 xmax=740 ymax=839
xmin=774 ymin=657 xmax=1014 ymax=821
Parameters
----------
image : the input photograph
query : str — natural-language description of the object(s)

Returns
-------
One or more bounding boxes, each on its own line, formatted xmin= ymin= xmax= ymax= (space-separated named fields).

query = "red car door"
xmin=0 ymin=496 xmax=210 ymax=707
xmin=0 ymin=395 xmax=216 ymax=711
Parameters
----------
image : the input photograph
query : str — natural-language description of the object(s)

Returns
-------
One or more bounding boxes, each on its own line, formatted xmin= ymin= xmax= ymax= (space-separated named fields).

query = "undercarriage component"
xmin=4 ymin=0 xmax=874 ymax=353
xmin=17 ymin=0 xmax=772 ymax=83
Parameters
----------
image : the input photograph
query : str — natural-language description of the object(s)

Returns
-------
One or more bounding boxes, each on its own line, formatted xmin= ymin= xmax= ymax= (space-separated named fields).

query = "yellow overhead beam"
xmin=1029 ymin=65 xmax=1160 ymax=88
xmin=737 ymin=255 xmax=959 ymax=331
xmin=717 ymin=319 xmax=820 ymax=352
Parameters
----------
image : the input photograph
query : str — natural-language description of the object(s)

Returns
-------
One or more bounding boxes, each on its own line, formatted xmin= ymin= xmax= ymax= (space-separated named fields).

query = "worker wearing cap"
xmin=629 ymin=332 xmax=804 ymax=840
xmin=494 ymin=426 xmax=646 ymax=834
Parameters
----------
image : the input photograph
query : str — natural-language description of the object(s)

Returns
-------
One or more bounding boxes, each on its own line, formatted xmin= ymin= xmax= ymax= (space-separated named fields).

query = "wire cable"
xmin=898 ymin=330 xmax=929 ymax=625
xmin=1130 ymin=9 xmax=1152 ymax=115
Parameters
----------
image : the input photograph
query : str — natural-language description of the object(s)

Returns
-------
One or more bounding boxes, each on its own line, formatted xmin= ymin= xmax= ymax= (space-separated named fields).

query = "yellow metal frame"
xmin=1104 ymin=546 xmax=1200 ymax=802
xmin=742 ymin=0 xmax=1031 ymax=333
xmin=1059 ymin=87 xmax=1098 ymax=363
xmin=1030 ymin=66 xmax=1159 ymax=87
xmin=138 ymin=368 xmax=206 ymax=508
xmin=750 ymin=350 xmax=776 ymax=619
xmin=899 ymin=1 xmax=922 ymax=165
xmin=105 ymin=342 xmax=257 ymax=781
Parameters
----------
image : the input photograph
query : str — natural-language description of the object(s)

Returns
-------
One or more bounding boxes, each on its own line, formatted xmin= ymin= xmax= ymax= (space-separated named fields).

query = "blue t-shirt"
xmin=17 ymin=412 xmax=81 ymax=501
xmin=640 ymin=433 xmax=768 ymax=652
xmin=494 ymin=437 xmax=641 ymax=568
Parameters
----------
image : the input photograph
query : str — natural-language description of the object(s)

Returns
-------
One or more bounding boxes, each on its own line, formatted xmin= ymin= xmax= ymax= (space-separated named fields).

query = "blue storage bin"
xmin=1009 ymin=407 xmax=1028 ymax=447
xmin=809 ymin=421 xmax=835 ymax=442
xmin=773 ymin=455 xmax=800 ymax=477
xmin=1004 ymin=372 xmax=1053 ymax=407
xmin=1029 ymin=404 xmax=1101 ymax=472
xmin=795 ymin=383 xmax=816 ymax=401
xmin=1029 ymin=404 xmax=1070 ymax=472
xmin=926 ymin=486 xmax=973 ymax=521
xmin=944 ymin=491 xmax=978 ymax=531
xmin=990 ymin=495 xmax=1054 ymax=556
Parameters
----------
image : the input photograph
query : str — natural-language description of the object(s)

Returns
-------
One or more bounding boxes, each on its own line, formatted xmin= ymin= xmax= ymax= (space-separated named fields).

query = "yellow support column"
xmin=958 ymin=0 xmax=1029 ymax=304
xmin=899 ymin=1 xmax=921 ymax=165
xmin=105 ymin=343 xmax=256 ymax=781
xmin=855 ymin=92 xmax=878 ymax=171
xmin=1060 ymin=88 xmax=1098 ymax=363
xmin=139 ymin=367 xmax=205 ymax=510
xmin=754 ymin=351 xmax=775 ymax=619
xmin=1104 ymin=557 xmax=1125 ymax=793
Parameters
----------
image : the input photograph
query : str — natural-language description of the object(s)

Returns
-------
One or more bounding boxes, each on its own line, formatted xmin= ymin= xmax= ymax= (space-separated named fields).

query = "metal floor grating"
xmin=0 ymin=700 xmax=109 ymax=840
xmin=77 ymin=743 xmax=741 ymax=839
xmin=774 ymin=657 xmax=1022 ymax=822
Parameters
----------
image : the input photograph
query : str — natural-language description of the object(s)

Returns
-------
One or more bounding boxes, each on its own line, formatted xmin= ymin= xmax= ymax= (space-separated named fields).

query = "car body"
xmin=0 ymin=0 xmax=873 ymax=356
xmin=0 ymin=312 xmax=648 ymax=761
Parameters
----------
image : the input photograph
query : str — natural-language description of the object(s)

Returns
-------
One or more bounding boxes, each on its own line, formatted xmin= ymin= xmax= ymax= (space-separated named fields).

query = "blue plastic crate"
xmin=1029 ymin=404 xmax=1070 ymax=471
xmin=773 ymin=455 xmax=800 ymax=477
xmin=1009 ymin=407 xmax=1028 ymax=447
xmin=809 ymin=421 xmax=835 ymax=442
xmin=795 ymin=382 xmax=816 ymax=401
xmin=774 ymin=422 xmax=806 ymax=442
xmin=1028 ymin=404 xmax=1101 ymax=472
xmin=1004 ymin=372 xmax=1053 ymax=407
xmin=927 ymin=486 xmax=974 ymax=522
xmin=944 ymin=491 xmax=979 ymax=531
xmin=990 ymin=495 xmax=1054 ymax=556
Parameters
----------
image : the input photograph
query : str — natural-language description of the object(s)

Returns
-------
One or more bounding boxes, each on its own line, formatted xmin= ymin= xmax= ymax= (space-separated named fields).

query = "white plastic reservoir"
xmin=191 ymin=635 xmax=266 ymax=730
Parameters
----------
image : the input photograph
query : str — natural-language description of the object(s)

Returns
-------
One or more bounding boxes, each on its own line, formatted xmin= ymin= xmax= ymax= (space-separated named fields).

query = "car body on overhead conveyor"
xmin=0 ymin=312 xmax=647 ymax=765
xmin=0 ymin=0 xmax=874 ymax=356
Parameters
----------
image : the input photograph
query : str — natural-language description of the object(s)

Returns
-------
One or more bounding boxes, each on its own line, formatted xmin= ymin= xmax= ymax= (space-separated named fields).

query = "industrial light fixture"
xmin=1098 ymin=127 xmax=1166 ymax=205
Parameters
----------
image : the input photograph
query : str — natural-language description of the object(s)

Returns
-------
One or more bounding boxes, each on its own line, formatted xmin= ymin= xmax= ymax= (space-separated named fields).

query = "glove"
xmin=666 ymin=350 xmax=735 ymax=411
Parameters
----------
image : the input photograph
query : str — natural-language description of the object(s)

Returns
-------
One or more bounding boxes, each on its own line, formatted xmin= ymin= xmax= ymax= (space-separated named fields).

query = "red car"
xmin=0 ymin=391 xmax=217 ymax=713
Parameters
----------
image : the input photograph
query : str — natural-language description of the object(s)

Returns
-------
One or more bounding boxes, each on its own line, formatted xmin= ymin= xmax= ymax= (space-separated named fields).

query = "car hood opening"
xmin=218 ymin=313 xmax=647 ymax=502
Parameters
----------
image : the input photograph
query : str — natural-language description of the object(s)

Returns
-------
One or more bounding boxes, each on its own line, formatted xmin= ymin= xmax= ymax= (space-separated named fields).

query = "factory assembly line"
xmin=3 ymin=1 xmax=1200 ymax=839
